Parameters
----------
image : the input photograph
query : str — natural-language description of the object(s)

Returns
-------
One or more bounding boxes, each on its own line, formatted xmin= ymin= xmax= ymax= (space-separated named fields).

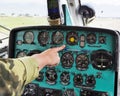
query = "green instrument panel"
xmin=9 ymin=26 xmax=119 ymax=96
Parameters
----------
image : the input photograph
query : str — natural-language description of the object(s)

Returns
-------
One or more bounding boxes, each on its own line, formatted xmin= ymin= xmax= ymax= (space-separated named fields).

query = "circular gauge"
xmin=81 ymin=89 xmax=108 ymax=96
xmin=45 ymin=92 xmax=52 ymax=96
xmin=91 ymin=50 xmax=112 ymax=70
xmin=87 ymin=33 xmax=96 ymax=44
xmin=16 ymin=51 xmax=27 ymax=58
xmin=22 ymin=83 xmax=38 ymax=96
xmin=60 ymin=72 xmax=70 ymax=85
xmin=46 ymin=69 xmax=57 ymax=84
xmin=76 ymin=54 xmax=89 ymax=70
xmin=99 ymin=36 xmax=106 ymax=44
xmin=61 ymin=52 xmax=74 ymax=68
xmin=66 ymin=32 xmax=78 ymax=45
xmin=80 ymin=90 xmax=92 ymax=96
xmin=85 ymin=75 xmax=96 ymax=86
xmin=24 ymin=31 xmax=34 ymax=44
xmin=63 ymin=89 xmax=76 ymax=96
xmin=74 ymin=74 xmax=83 ymax=87
xmin=52 ymin=31 xmax=64 ymax=44
xmin=38 ymin=31 xmax=49 ymax=46
xmin=27 ymin=50 xmax=41 ymax=56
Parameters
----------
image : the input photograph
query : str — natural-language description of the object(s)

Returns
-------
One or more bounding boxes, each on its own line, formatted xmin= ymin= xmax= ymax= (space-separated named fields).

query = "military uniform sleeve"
xmin=0 ymin=56 xmax=39 ymax=96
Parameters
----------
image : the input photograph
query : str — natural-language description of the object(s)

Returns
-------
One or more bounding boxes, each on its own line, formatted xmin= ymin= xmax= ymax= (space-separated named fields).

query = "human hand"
xmin=32 ymin=45 xmax=65 ymax=70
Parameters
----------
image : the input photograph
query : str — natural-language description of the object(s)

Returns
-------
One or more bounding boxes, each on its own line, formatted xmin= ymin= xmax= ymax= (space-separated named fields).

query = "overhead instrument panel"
xmin=8 ymin=26 xmax=119 ymax=96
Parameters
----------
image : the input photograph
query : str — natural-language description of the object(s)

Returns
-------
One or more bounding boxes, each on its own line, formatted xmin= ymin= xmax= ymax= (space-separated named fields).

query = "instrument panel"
xmin=8 ymin=26 xmax=119 ymax=96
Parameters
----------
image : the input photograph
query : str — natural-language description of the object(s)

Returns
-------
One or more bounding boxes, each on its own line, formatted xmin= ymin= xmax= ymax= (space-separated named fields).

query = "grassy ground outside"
xmin=0 ymin=16 xmax=48 ymax=34
xmin=1 ymin=16 xmax=120 ymax=35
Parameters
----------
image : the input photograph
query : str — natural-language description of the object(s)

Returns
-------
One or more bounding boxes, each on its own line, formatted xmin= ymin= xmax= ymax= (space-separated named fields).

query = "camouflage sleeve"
xmin=0 ymin=56 xmax=39 ymax=96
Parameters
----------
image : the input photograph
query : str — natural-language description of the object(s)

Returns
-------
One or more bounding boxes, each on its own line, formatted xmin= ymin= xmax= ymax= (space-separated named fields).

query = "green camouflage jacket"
xmin=0 ymin=57 xmax=39 ymax=96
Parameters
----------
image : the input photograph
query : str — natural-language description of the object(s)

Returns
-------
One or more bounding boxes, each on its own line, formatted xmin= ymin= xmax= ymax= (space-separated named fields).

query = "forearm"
xmin=0 ymin=45 xmax=65 ymax=96
xmin=0 ymin=57 xmax=39 ymax=96
xmin=18 ymin=57 xmax=39 ymax=84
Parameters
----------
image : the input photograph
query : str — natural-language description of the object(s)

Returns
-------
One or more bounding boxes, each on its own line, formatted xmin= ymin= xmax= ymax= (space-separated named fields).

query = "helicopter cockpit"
xmin=0 ymin=0 xmax=120 ymax=96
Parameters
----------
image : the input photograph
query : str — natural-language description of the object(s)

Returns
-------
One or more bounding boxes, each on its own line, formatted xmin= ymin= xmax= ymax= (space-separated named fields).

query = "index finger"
xmin=54 ymin=45 xmax=66 ymax=52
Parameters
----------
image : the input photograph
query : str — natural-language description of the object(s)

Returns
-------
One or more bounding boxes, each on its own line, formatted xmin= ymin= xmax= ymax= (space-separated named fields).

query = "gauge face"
xmin=87 ymin=33 xmax=96 ymax=44
xmin=91 ymin=50 xmax=112 ymax=70
xmin=74 ymin=74 xmax=83 ymax=87
xmin=60 ymin=72 xmax=70 ymax=85
xmin=46 ymin=69 xmax=57 ymax=84
xmin=76 ymin=54 xmax=89 ymax=70
xmin=61 ymin=52 xmax=74 ymax=68
xmin=22 ymin=83 xmax=37 ymax=96
xmin=52 ymin=31 xmax=64 ymax=44
xmin=66 ymin=32 xmax=78 ymax=45
xmin=85 ymin=75 xmax=96 ymax=86
xmin=38 ymin=31 xmax=49 ymax=46
xmin=63 ymin=89 xmax=76 ymax=96
xmin=24 ymin=31 xmax=34 ymax=44
xmin=99 ymin=36 xmax=106 ymax=44
xmin=16 ymin=51 xmax=27 ymax=58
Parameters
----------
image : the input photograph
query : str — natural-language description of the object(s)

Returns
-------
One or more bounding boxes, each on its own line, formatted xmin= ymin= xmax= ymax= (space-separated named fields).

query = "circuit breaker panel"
xmin=9 ymin=26 xmax=119 ymax=96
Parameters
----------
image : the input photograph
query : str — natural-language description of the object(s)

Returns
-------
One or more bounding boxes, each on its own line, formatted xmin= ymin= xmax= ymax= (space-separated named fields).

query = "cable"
xmin=0 ymin=25 xmax=11 ymax=32
xmin=0 ymin=31 xmax=9 ymax=36
xmin=78 ymin=0 xmax=81 ymax=6
xmin=0 ymin=24 xmax=10 ymax=43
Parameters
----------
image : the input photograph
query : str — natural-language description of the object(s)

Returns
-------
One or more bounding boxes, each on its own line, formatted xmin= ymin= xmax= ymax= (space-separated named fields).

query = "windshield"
xmin=81 ymin=0 xmax=120 ymax=31
xmin=0 ymin=0 xmax=48 ymax=48
xmin=0 ymin=0 xmax=48 ymax=33
xmin=0 ymin=0 xmax=120 ymax=32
